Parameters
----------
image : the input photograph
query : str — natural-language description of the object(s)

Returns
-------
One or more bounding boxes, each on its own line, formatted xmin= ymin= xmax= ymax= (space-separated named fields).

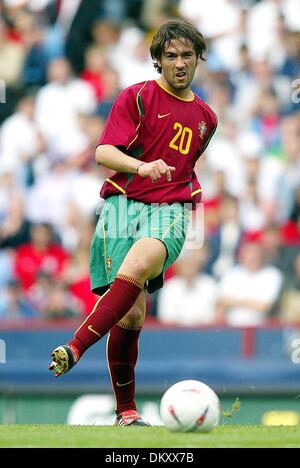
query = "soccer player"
xmin=49 ymin=20 xmax=218 ymax=426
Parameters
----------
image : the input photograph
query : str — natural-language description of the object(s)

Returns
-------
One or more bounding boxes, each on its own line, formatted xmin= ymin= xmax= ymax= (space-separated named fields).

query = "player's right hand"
xmin=137 ymin=159 xmax=176 ymax=183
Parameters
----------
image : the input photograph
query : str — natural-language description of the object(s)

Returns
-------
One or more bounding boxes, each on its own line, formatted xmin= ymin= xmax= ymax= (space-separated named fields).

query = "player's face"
xmin=158 ymin=39 xmax=198 ymax=96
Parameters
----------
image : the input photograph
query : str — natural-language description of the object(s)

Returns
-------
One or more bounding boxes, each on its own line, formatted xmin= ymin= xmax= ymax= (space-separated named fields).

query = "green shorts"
xmin=90 ymin=195 xmax=190 ymax=295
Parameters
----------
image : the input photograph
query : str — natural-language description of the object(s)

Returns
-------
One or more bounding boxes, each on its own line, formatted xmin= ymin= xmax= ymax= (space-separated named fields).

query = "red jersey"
xmin=98 ymin=80 xmax=217 ymax=206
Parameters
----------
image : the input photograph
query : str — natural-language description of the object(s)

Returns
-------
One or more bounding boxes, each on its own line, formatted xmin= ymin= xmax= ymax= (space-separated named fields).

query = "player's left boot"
xmin=49 ymin=345 xmax=80 ymax=377
xmin=115 ymin=410 xmax=151 ymax=427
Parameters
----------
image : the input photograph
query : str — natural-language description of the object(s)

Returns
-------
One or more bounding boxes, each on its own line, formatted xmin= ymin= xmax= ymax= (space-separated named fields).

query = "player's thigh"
xmin=127 ymin=202 xmax=190 ymax=289
xmin=90 ymin=196 xmax=136 ymax=291
xmin=118 ymin=289 xmax=147 ymax=329
xmin=118 ymin=237 xmax=168 ymax=283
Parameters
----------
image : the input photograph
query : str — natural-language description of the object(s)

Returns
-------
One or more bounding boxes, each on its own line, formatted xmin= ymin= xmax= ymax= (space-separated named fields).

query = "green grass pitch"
xmin=0 ymin=425 xmax=300 ymax=448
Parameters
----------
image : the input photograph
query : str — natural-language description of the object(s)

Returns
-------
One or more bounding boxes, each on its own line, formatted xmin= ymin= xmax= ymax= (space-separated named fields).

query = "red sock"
xmin=69 ymin=275 xmax=143 ymax=357
xmin=107 ymin=324 xmax=141 ymax=415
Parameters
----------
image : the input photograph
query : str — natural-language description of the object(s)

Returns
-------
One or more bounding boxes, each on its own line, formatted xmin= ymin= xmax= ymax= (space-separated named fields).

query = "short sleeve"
xmin=98 ymin=87 xmax=141 ymax=150
xmin=256 ymin=269 xmax=283 ymax=303
xmin=218 ymin=271 xmax=238 ymax=298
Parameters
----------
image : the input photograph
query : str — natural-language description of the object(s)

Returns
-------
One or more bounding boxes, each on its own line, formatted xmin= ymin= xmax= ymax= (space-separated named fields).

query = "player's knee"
xmin=126 ymin=258 xmax=152 ymax=281
xmin=119 ymin=306 xmax=145 ymax=329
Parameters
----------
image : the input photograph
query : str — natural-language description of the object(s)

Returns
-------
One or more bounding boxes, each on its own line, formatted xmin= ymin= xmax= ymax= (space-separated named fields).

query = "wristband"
xmin=137 ymin=163 xmax=145 ymax=174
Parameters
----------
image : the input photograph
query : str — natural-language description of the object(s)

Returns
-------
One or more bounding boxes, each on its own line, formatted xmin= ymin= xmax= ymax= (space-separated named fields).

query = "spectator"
xmin=35 ymin=57 xmax=96 ymax=161
xmin=246 ymin=0 xmax=285 ymax=62
xmin=140 ymin=0 xmax=169 ymax=29
xmin=16 ymin=11 xmax=48 ymax=88
xmin=179 ymin=0 xmax=242 ymax=71
xmin=99 ymin=0 xmax=127 ymax=24
xmin=26 ymin=156 xmax=103 ymax=241
xmin=26 ymin=159 xmax=78 ymax=229
xmin=280 ymin=252 xmax=300 ymax=323
xmin=14 ymin=223 xmax=70 ymax=290
xmin=0 ymin=15 xmax=25 ymax=123
xmin=236 ymin=131 xmax=263 ymax=180
xmin=26 ymin=271 xmax=54 ymax=314
xmin=64 ymin=223 xmax=98 ymax=315
xmin=158 ymin=245 xmax=218 ymax=326
xmin=0 ymin=279 xmax=37 ymax=319
xmin=217 ymin=241 xmax=283 ymax=326
xmin=206 ymin=80 xmax=233 ymax=123
xmin=70 ymin=114 xmax=105 ymax=169
xmin=0 ymin=163 xmax=30 ymax=248
xmin=208 ymin=194 xmax=242 ymax=279
xmin=0 ymin=95 xmax=44 ymax=185
xmin=282 ymin=0 xmax=300 ymax=33
xmin=80 ymin=45 xmax=107 ymax=103
xmin=0 ymin=249 xmax=14 ymax=291
xmin=276 ymin=116 xmax=300 ymax=223
xmin=0 ymin=16 xmax=24 ymax=88
xmin=281 ymin=187 xmax=300 ymax=246
xmin=61 ymin=163 xmax=102 ymax=250
xmin=280 ymin=31 xmax=300 ymax=80
xmin=42 ymin=280 xmax=82 ymax=319
xmin=96 ymin=66 xmax=121 ymax=119
xmin=205 ymin=117 xmax=246 ymax=197
xmin=90 ymin=19 xmax=121 ymax=53
xmin=116 ymin=31 xmax=157 ymax=89
xmin=240 ymin=178 xmax=267 ymax=234
xmin=51 ymin=0 xmax=82 ymax=34
xmin=251 ymin=88 xmax=281 ymax=150
xmin=261 ymin=223 xmax=297 ymax=278
xmin=233 ymin=60 xmax=290 ymax=126
xmin=64 ymin=0 xmax=104 ymax=74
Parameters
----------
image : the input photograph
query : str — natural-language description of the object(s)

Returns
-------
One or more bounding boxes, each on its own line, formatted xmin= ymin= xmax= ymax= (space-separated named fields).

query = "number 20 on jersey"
xmin=169 ymin=122 xmax=193 ymax=155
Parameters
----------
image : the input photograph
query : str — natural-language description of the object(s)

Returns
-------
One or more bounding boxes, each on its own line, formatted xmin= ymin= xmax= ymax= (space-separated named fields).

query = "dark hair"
xmin=150 ymin=20 xmax=207 ymax=74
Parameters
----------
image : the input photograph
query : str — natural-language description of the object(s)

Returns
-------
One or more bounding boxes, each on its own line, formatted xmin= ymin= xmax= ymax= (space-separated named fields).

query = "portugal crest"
xmin=198 ymin=121 xmax=207 ymax=139
xmin=106 ymin=256 xmax=113 ymax=272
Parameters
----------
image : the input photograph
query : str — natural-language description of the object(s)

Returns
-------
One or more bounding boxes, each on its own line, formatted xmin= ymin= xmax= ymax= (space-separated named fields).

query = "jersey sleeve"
xmin=198 ymin=110 xmax=218 ymax=159
xmin=98 ymin=86 xmax=141 ymax=150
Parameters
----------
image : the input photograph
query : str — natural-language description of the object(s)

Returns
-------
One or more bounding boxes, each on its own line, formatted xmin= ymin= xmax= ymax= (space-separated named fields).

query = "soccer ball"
xmin=160 ymin=380 xmax=221 ymax=433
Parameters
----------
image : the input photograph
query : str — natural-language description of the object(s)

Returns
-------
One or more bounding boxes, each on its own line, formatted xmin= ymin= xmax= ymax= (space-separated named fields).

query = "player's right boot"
xmin=115 ymin=410 xmax=151 ymax=427
xmin=49 ymin=345 xmax=80 ymax=377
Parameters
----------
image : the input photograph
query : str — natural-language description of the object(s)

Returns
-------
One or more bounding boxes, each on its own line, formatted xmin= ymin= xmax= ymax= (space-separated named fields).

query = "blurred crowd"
xmin=0 ymin=0 xmax=299 ymax=326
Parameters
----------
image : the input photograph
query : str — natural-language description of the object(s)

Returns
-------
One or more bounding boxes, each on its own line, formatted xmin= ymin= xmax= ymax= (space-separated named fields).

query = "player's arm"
xmin=96 ymin=144 xmax=175 ymax=182
xmin=217 ymin=296 xmax=271 ymax=313
xmin=196 ymin=112 xmax=218 ymax=161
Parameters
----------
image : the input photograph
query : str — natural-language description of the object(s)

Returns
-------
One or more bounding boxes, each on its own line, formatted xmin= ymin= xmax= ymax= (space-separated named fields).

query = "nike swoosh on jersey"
xmin=88 ymin=325 xmax=101 ymax=338
xmin=116 ymin=380 xmax=134 ymax=387
xmin=158 ymin=113 xmax=171 ymax=119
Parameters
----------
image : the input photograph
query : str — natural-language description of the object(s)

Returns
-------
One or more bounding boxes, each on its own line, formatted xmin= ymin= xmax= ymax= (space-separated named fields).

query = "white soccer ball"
xmin=160 ymin=380 xmax=221 ymax=433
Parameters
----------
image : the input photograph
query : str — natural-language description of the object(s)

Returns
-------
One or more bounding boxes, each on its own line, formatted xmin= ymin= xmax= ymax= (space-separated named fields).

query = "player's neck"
xmin=157 ymin=77 xmax=194 ymax=101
